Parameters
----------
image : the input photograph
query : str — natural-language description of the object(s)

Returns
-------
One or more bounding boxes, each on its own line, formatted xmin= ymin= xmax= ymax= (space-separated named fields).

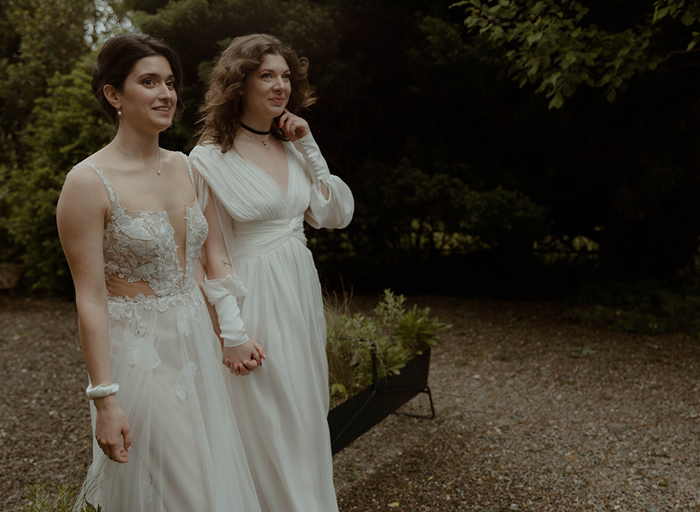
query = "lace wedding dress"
xmin=73 ymin=154 xmax=261 ymax=512
xmin=191 ymin=134 xmax=354 ymax=512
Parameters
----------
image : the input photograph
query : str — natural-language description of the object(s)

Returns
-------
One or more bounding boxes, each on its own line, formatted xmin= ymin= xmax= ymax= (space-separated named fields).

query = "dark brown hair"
xmin=91 ymin=34 xmax=184 ymax=124
xmin=197 ymin=33 xmax=316 ymax=153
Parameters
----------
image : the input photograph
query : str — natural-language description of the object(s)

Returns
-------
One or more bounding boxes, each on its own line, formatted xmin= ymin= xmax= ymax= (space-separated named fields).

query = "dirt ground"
xmin=2 ymin=295 xmax=700 ymax=511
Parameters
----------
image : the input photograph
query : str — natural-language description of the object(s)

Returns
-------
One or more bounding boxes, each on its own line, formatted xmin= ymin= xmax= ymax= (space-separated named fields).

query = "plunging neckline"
xmin=84 ymin=162 xmax=199 ymax=292
xmin=234 ymin=143 xmax=293 ymax=197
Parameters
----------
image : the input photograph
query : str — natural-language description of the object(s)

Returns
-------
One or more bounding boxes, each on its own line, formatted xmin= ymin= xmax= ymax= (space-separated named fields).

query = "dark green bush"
xmin=3 ymin=56 xmax=113 ymax=294
xmin=568 ymin=281 xmax=700 ymax=336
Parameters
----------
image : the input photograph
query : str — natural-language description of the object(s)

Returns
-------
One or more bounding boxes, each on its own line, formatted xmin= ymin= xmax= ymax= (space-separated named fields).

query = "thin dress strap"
xmin=178 ymin=152 xmax=195 ymax=185
xmin=81 ymin=163 xmax=119 ymax=206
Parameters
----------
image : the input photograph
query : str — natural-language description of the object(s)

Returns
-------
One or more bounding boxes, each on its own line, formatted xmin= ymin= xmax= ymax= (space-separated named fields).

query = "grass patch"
xmin=8 ymin=484 xmax=99 ymax=512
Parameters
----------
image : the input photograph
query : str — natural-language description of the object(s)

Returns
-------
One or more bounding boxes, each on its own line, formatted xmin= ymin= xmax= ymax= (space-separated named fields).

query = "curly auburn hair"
xmin=92 ymin=34 xmax=184 ymax=125
xmin=197 ymin=34 xmax=316 ymax=153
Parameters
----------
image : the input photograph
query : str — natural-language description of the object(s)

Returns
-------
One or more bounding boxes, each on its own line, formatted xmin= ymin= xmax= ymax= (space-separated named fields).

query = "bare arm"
xmin=57 ymin=167 xmax=130 ymax=463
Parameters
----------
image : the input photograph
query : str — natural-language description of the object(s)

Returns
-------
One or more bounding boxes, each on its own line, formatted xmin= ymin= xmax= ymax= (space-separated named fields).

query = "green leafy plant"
xmin=9 ymin=484 xmax=101 ymax=512
xmin=325 ymin=289 xmax=450 ymax=407
xmin=395 ymin=305 xmax=449 ymax=354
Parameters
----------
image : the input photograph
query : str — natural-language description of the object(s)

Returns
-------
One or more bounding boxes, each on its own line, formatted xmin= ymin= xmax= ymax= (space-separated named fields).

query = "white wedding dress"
xmin=190 ymin=134 xmax=354 ymax=512
xmin=73 ymin=154 xmax=261 ymax=512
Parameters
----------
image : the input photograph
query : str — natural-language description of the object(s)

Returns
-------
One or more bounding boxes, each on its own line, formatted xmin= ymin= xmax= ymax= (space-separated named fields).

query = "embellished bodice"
xmin=86 ymin=157 xmax=208 ymax=300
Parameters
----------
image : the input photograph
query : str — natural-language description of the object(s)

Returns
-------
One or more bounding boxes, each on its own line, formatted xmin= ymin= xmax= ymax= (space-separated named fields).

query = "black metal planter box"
xmin=327 ymin=347 xmax=435 ymax=455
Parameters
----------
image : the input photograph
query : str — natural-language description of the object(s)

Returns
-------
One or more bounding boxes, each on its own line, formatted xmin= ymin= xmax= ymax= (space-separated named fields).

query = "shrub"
xmin=325 ymin=289 xmax=449 ymax=406
xmin=568 ymin=281 xmax=700 ymax=336
xmin=2 ymin=55 xmax=113 ymax=294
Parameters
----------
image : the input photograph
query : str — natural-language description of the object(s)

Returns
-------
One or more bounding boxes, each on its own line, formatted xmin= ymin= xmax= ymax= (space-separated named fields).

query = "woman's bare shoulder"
xmin=61 ymin=162 xmax=109 ymax=212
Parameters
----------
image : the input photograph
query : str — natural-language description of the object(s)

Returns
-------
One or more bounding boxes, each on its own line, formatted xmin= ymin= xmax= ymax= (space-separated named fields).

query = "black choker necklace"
xmin=241 ymin=122 xmax=271 ymax=135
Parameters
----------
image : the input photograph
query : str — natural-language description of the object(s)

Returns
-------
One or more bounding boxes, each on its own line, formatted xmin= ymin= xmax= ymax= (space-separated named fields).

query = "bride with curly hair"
xmin=191 ymin=33 xmax=354 ymax=512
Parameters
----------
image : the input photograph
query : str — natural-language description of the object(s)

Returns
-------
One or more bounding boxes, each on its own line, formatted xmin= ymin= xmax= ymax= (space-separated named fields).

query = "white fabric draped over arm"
xmin=293 ymin=133 xmax=354 ymax=230
xmin=191 ymin=151 xmax=241 ymax=268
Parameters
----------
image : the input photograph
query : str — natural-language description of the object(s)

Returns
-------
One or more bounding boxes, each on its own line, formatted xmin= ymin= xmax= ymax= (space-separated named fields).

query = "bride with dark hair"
xmin=57 ymin=33 xmax=261 ymax=512
xmin=191 ymin=33 xmax=354 ymax=512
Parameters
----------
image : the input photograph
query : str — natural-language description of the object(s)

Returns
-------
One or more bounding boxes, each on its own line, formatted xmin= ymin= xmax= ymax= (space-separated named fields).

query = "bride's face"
xmin=115 ymin=56 xmax=177 ymax=133
xmin=241 ymin=53 xmax=291 ymax=122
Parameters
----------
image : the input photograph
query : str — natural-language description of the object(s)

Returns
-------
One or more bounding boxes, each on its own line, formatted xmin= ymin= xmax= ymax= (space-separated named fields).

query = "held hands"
xmin=223 ymin=338 xmax=266 ymax=376
xmin=94 ymin=395 xmax=131 ymax=463
xmin=279 ymin=109 xmax=310 ymax=141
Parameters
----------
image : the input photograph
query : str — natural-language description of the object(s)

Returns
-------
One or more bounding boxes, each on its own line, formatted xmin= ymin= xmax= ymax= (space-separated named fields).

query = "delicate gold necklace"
xmin=240 ymin=128 xmax=270 ymax=149
xmin=116 ymin=145 xmax=162 ymax=175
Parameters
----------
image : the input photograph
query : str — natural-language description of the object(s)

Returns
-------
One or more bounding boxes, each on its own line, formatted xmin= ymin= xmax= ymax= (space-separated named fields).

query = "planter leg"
xmin=392 ymin=386 xmax=436 ymax=420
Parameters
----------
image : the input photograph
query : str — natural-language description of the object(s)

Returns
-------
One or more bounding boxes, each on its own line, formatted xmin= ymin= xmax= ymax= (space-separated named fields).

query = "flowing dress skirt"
xmin=76 ymin=292 xmax=260 ymax=512
xmin=227 ymin=234 xmax=338 ymax=512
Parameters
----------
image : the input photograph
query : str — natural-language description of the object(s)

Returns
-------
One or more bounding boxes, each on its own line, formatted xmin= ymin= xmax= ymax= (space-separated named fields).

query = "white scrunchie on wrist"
xmin=86 ymin=383 xmax=119 ymax=400
xmin=201 ymin=274 xmax=250 ymax=348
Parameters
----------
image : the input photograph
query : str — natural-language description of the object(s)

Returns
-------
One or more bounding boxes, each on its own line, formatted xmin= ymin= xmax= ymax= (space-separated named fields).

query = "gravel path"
xmin=2 ymin=295 xmax=700 ymax=511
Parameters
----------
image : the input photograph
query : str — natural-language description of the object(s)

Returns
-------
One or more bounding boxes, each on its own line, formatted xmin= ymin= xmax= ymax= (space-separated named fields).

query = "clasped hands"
xmin=223 ymin=338 xmax=266 ymax=376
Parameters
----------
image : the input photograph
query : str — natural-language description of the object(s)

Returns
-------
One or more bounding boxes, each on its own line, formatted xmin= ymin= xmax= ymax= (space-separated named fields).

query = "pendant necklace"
xmin=241 ymin=122 xmax=271 ymax=149
xmin=116 ymin=145 xmax=162 ymax=175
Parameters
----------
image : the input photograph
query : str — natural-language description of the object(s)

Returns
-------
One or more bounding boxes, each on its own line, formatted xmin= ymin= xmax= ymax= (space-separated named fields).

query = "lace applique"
xmin=125 ymin=330 xmax=161 ymax=369
xmin=85 ymin=162 xmax=209 ymax=306
xmin=177 ymin=303 xmax=199 ymax=338
xmin=108 ymin=294 xmax=203 ymax=322
xmin=182 ymin=206 xmax=208 ymax=296
xmin=108 ymin=300 xmax=136 ymax=321
xmin=175 ymin=361 xmax=197 ymax=401
xmin=104 ymin=209 xmax=181 ymax=297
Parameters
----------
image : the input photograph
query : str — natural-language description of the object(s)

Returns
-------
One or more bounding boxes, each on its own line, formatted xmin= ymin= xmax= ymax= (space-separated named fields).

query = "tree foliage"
xmin=2 ymin=0 xmax=700 ymax=295
xmin=0 ymin=0 xmax=125 ymax=291
xmin=0 ymin=0 xmax=100 ymax=162
xmin=454 ymin=0 xmax=700 ymax=108
xmin=4 ymin=57 xmax=113 ymax=293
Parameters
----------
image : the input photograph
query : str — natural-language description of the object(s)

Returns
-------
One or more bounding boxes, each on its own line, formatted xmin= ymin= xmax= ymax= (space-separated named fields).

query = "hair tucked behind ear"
xmin=92 ymin=34 xmax=184 ymax=124
xmin=197 ymin=33 xmax=316 ymax=153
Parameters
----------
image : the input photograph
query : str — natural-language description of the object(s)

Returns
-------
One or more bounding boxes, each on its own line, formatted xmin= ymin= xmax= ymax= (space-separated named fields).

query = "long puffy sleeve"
xmin=293 ymin=133 xmax=354 ymax=229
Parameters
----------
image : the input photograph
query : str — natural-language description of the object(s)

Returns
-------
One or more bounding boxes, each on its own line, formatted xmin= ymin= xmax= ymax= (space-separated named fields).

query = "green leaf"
xmin=531 ymin=2 xmax=545 ymax=16
xmin=682 ymin=10 xmax=696 ymax=26
xmin=654 ymin=6 xmax=670 ymax=22
xmin=549 ymin=71 xmax=562 ymax=86
xmin=549 ymin=91 xmax=564 ymax=109
xmin=606 ymin=88 xmax=617 ymax=103
xmin=526 ymin=32 xmax=543 ymax=45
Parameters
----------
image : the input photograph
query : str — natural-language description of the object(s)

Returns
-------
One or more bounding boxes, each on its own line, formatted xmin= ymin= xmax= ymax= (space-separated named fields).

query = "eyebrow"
xmin=136 ymin=72 xmax=175 ymax=80
xmin=259 ymin=68 xmax=290 ymax=74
